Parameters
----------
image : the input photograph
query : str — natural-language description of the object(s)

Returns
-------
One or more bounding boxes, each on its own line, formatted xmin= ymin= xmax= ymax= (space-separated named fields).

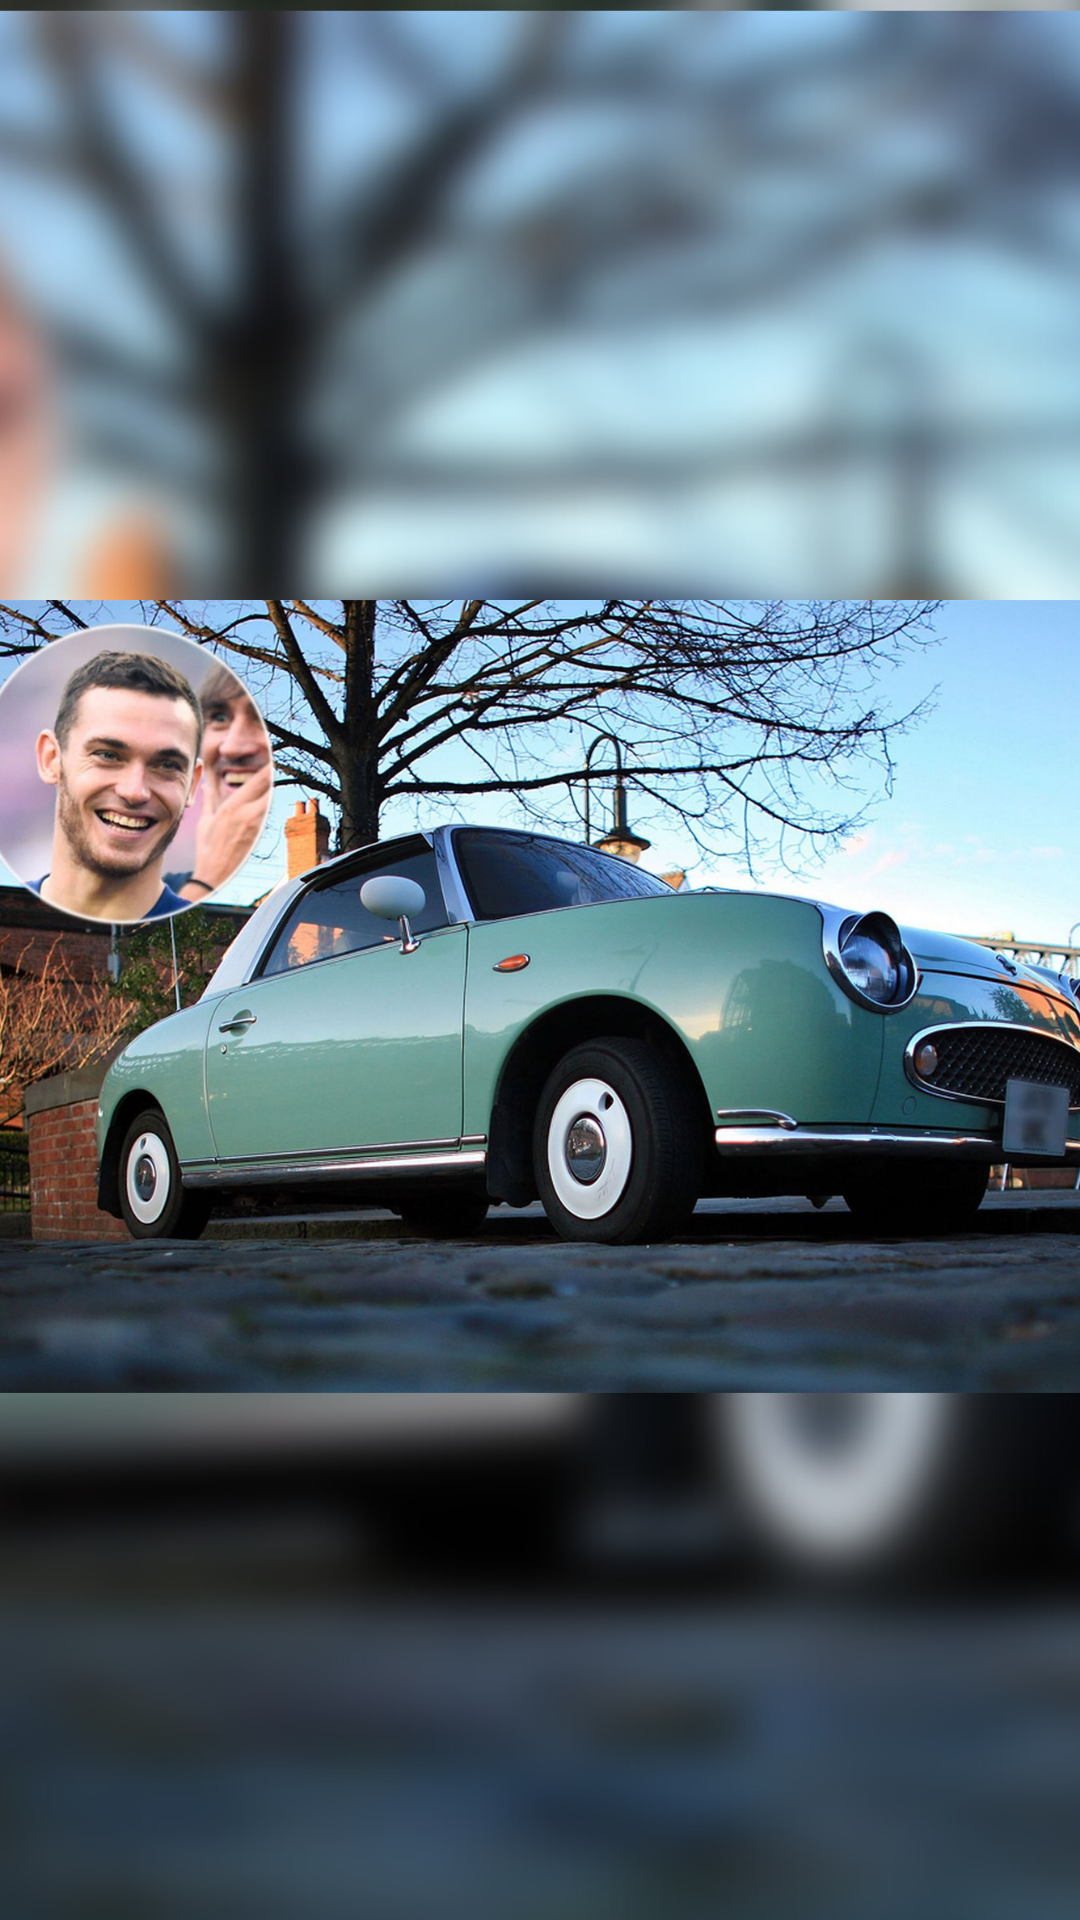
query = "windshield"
xmin=454 ymin=828 xmax=672 ymax=921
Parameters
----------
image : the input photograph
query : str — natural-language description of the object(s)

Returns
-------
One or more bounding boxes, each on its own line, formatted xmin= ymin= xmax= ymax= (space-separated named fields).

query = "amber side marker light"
xmin=914 ymin=1041 xmax=939 ymax=1078
xmin=493 ymin=954 xmax=531 ymax=972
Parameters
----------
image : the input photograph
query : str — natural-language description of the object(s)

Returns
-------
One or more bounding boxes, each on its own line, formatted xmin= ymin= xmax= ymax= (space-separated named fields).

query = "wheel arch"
xmin=97 ymin=1090 xmax=165 ymax=1217
xmin=485 ymin=994 xmax=712 ymax=1205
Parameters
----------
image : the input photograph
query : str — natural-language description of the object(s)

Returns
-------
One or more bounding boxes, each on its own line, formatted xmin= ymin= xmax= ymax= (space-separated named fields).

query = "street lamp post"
xmin=582 ymin=733 xmax=651 ymax=863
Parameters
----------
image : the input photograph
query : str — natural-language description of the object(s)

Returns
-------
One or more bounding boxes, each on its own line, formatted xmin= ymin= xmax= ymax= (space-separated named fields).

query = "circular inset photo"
xmin=0 ymin=624 xmax=274 ymax=924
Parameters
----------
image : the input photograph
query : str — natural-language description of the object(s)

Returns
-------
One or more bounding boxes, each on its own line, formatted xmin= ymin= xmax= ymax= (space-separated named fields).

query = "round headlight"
xmin=824 ymin=908 xmax=917 ymax=1012
xmin=840 ymin=929 xmax=899 ymax=1005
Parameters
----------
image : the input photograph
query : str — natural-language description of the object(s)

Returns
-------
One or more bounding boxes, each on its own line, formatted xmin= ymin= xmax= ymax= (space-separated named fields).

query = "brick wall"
xmin=0 ymin=924 xmax=112 ymax=981
xmin=25 ymin=1063 xmax=129 ymax=1243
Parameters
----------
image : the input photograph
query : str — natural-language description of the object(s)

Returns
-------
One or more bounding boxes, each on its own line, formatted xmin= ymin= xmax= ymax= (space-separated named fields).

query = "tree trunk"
xmin=217 ymin=13 xmax=314 ymax=589
xmin=335 ymin=601 xmax=383 ymax=850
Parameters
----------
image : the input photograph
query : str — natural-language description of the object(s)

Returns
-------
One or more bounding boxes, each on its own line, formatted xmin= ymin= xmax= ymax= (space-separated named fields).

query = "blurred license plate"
xmin=1002 ymin=1079 xmax=1069 ymax=1157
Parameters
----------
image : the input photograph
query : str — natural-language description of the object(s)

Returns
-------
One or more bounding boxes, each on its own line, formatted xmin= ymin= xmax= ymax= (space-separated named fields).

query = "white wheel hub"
xmin=125 ymin=1129 xmax=172 ymax=1225
xmin=547 ymin=1076 xmax=633 ymax=1220
xmin=721 ymin=1393 xmax=955 ymax=1565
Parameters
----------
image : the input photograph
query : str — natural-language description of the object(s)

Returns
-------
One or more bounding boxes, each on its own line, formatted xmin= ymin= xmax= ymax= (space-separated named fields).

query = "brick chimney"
xmin=284 ymin=799 xmax=330 ymax=879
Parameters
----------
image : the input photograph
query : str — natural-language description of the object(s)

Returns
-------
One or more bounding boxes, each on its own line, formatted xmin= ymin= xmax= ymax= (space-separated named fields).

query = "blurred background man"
xmin=172 ymin=662 xmax=273 ymax=904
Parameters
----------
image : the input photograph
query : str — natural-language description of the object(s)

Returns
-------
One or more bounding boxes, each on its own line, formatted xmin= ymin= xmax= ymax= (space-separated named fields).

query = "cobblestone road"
xmin=2 ymin=1191 xmax=1079 ymax=1390
xmin=5 ymin=1579 xmax=1080 ymax=1919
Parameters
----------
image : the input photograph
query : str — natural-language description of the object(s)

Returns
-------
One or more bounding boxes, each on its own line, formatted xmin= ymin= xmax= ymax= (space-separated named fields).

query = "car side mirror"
xmin=360 ymin=875 xmax=427 ymax=954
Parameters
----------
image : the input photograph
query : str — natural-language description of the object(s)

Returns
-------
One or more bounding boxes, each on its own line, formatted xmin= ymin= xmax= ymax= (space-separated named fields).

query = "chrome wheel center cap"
xmin=565 ymin=1114 xmax=607 ymax=1184
xmin=134 ymin=1154 xmax=158 ymax=1202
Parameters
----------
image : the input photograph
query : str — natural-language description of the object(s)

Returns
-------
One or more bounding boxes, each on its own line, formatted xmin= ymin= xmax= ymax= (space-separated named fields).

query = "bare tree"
xmin=0 ymin=13 xmax=1076 ymax=588
xmin=0 ymin=936 xmax=134 ymax=1125
xmin=0 ymin=596 xmax=938 ymax=865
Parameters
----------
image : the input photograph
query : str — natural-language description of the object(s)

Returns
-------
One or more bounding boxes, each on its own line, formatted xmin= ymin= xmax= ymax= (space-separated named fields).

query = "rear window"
xmin=454 ymin=829 xmax=672 ymax=922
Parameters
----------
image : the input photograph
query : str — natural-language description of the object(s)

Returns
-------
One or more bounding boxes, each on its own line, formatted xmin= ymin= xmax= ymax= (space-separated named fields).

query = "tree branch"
xmin=35 ymin=12 xmax=213 ymax=339
xmin=265 ymin=599 xmax=343 ymax=745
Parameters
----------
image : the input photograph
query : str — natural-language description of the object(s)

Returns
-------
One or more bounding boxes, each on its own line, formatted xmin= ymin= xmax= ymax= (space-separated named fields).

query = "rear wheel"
xmin=118 ymin=1109 xmax=211 ymax=1240
xmin=534 ymin=1039 xmax=702 ymax=1244
xmin=842 ymin=1161 xmax=989 ymax=1235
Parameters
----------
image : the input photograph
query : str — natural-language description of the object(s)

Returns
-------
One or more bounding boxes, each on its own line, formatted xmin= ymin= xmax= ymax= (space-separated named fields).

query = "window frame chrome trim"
xmin=903 ymin=1020 xmax=1080 ymax=1111
xmin=430 ymin=825 xmax=475 ymax=925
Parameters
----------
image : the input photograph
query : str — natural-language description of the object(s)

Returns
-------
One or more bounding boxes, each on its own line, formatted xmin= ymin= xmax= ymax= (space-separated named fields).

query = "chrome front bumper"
xmin=714 ymin=1124 xmax=1080 ymax=1165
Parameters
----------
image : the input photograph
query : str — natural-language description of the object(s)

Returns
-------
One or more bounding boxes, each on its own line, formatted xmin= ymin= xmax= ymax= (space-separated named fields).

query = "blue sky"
xmin=2 ymin=601 xmax=1077 ymax=946
xmin=674 ymin=601 xmax=1080 ymax=944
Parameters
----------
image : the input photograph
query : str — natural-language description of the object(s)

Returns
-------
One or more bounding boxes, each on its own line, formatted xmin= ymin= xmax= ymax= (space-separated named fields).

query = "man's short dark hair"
xmin=54 ymin=651 xmax=203 ymax=752
xmin=198 ymin=660 xmax=248 ymax=714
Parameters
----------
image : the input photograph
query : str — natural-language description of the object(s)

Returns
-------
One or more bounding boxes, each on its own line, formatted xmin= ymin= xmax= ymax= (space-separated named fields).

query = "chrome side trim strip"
xmin=183 ymin=1149 xmax=487 ymax=1189
xmin=713 ymin=1125 xmax=1037 ymax=1161
xmin=460 ymin=1134 xmax=488 ymax=1147
xmin=715 ymin=1108 xmax=797 ymax=1129
xmin=904 ymin=1021 xmax=1080 ymax=1110
xmin=201 ymin=1135 xmax=461 ymax=1168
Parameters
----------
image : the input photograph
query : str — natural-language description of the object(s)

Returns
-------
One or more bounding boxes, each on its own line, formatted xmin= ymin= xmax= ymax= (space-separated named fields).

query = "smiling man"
xmin=33 ymin=651 xmax=203 ymax=922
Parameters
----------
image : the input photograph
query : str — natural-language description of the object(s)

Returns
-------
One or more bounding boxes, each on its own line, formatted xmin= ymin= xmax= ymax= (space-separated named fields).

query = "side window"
xmin=259 ymin=849 xmax=448 ymax=977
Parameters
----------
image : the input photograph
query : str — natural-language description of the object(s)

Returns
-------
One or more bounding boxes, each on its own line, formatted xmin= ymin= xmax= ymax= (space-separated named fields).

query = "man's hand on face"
xmin=180 ymin=755 xmax=273 ymax=900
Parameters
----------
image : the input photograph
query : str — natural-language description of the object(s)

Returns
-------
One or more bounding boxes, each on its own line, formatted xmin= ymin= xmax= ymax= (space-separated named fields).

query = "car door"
xmin=203 ymin=845 xmax=468 ymax=1164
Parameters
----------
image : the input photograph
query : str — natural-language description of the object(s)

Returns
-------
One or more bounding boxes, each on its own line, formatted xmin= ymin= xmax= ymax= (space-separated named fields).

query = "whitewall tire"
xmin=718 ymin=1393 xmax=959 ymax=1575
xmin=117 ymin=1109 xmax=211 ymax=1240
xmin=533 ymin=1039 xmax=702 ymax=1244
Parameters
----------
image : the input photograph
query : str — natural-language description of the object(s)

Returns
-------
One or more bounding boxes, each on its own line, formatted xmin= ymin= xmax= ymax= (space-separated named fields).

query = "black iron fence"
xmin=0 ymin=1130 xmax=30 ymax=1212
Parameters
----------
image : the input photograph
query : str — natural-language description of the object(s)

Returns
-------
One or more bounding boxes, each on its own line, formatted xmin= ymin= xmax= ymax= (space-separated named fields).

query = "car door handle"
xmin=218 ymin=1012 xmax=257 ymax=1033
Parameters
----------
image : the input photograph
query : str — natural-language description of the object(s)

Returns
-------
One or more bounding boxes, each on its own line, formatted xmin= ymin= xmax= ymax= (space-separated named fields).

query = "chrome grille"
xmin=908 ymin=1023 xmax=1080 ymax=1108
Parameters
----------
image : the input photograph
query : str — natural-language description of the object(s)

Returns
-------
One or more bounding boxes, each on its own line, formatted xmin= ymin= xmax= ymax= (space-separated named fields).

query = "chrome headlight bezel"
xmin=821 ymin=907 xmax=919 ymax=1014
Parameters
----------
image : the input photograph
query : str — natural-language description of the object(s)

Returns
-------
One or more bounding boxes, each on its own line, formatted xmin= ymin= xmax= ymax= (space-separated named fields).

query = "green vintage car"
xmin=96 ymin=824 xmax=1080 ymax=1243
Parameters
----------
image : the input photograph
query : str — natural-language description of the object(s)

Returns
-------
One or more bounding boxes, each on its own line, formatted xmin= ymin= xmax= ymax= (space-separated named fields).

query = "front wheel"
xmin=533 ymin=1039 xmax=702 ymax=1244
xmin=719 ymin=1393 xmax=959 ymax=1581
xmin=118 ymin=1109 xmax=211 ymax=1240
xmin=716 ymin=1393 xmax=1080 ymax=1586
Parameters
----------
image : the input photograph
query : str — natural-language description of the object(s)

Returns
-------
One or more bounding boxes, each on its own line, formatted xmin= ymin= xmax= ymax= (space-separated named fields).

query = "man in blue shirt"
xmin=33 ymin=650 xmax=203 ymax=924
